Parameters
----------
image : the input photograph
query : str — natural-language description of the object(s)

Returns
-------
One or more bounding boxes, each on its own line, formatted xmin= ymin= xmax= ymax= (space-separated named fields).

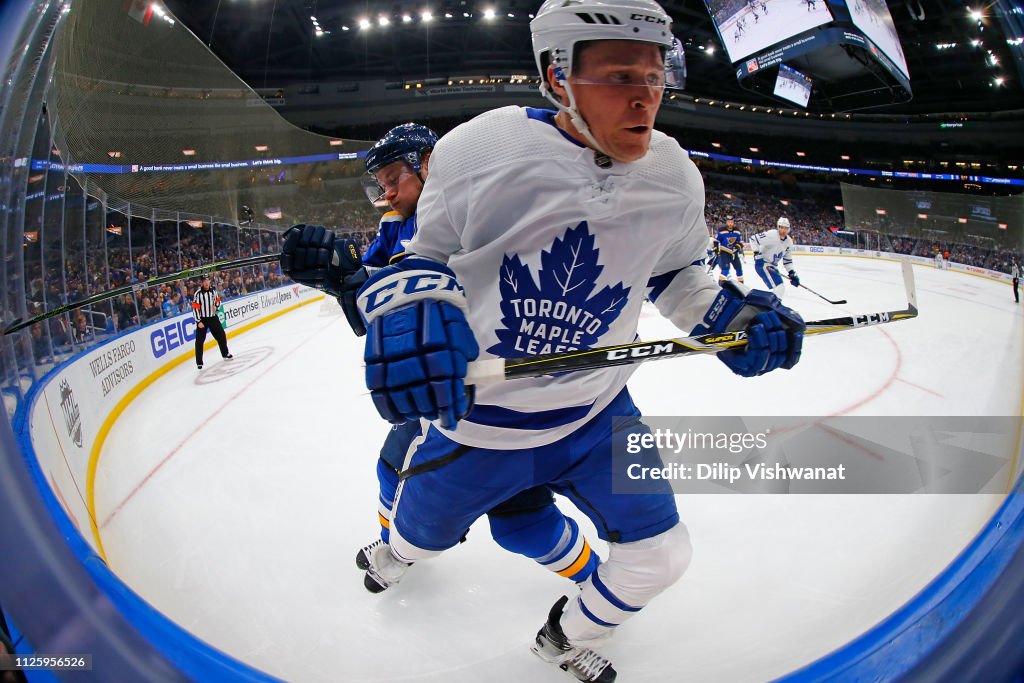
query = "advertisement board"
xmin=26 ymin=285 xmax=321 ymax=552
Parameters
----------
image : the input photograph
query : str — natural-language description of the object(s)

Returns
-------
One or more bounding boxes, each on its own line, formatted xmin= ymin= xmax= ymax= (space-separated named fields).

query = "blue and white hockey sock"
xmin=488 ymin=507 xmax=599 ymax=583
xmin=375 ymin=457 xmax=400 ymax=543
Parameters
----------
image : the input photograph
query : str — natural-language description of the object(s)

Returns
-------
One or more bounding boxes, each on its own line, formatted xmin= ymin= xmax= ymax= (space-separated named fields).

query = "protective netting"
xmin=840 ymin=183 xmax=1023 ymax=266
xmin=47 ymin=0 xmax=377 ymax=230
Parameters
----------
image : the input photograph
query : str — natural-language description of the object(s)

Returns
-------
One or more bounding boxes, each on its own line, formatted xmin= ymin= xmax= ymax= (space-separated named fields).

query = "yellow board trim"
xmin=85 ymin=295 xmax=324 ymax=562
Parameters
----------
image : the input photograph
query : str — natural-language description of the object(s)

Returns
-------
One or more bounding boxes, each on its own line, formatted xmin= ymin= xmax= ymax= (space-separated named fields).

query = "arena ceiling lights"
xmin=350 ymin=5 xmax=531 ymax=32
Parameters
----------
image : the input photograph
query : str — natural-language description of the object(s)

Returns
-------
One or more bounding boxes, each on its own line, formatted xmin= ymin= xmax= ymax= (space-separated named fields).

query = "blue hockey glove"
xmin=357 ymin=258 xmax=480 ymax=429
xmin=281 ymin=223 xmax=368 ymax=335
xmin=337 ymin=268 xmax=369 ymax=337
xmin=280 ymin=224 xmax=362 ymax=298
xmin=692 ymin=281 xmax=804 ymax=377
xmin=788 ymin=270 xmax=800 ymax=288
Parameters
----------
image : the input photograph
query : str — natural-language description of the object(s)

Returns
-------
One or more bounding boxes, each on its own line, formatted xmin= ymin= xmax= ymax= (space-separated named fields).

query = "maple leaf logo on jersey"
xmin=488 ymin=221 xmax=630 ymax=357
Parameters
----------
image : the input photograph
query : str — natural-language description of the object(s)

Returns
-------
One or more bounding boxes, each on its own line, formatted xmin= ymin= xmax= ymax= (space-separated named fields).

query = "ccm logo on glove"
xmin=360 ymin=272 xmax=465 ymax=317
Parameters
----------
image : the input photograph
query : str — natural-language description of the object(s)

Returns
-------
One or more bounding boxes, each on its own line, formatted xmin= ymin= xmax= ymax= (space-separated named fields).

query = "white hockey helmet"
xmin=531 ymin=0 xmax=681 ymax=154
xmin=777 ymin=217 xmax=791 ymax=229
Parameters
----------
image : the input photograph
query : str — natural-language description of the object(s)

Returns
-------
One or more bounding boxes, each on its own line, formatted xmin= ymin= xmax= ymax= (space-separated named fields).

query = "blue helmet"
xmin=364 ymin=123 xmax=438 ymax=176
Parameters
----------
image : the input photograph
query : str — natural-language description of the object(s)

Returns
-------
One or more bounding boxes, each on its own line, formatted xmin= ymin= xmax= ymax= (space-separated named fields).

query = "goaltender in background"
xmin=624 ymin=429 xmax=847 ymax=483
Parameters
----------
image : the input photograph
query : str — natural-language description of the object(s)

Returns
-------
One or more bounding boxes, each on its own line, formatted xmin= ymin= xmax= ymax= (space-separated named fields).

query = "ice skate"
xmin=363 ymin=542 xmax=411 ymax=593
xmin=355 ymin=538 xmax=384 ymax=570
xmin=531 ymin=596 xmax=616 ymax=682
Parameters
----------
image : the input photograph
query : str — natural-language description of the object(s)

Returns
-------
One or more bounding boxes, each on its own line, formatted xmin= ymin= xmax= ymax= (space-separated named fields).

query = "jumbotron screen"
xmin=773 ymin=64 xmax=813 ymax=107
xmin=704 ymin=0 xmax=834 ymax=63
xmin=844 ymin=0 xmax=910 ymax=78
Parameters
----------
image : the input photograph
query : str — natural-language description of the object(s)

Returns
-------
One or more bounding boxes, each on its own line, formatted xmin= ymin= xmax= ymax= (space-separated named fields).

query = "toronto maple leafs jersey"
xmin=363 ymin=210 xmax=417 ymax=269
xmin=408 ymin=106 xmax=720 ymax=449
xmin=715 ymin=228 xmax=743 ymax=255
xmin=750 ymin=229 xmax=794 ymax=270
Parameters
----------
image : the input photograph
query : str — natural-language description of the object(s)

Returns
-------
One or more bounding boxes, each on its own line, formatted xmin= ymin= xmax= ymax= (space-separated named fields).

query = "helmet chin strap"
xmin=540 ymin=80 xmax=610 ymax=159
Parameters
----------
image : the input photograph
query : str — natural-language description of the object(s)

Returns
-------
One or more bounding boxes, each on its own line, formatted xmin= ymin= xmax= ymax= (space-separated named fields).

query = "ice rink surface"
xmin=93 ymin=256 xmax=1024 ymax=682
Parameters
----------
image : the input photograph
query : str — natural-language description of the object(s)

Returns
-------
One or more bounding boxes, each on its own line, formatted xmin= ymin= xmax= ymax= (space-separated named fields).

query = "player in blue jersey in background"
xmin=715 ymin=216 xmax=745 ymax=283
xmin=280 ymin=123 xmax=600 ymax=590
xmin=358 ymin=125 xmax=424 ymax=271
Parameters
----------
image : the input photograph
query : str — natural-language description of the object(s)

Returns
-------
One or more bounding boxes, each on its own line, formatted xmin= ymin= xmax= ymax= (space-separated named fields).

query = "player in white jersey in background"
xmin=751 ymin=216 xmax=800 ymax=297
xmin=354 ymin=1 xmax=805 ymax=680
xmin=706 ymin=232 xmax=719 ymax=276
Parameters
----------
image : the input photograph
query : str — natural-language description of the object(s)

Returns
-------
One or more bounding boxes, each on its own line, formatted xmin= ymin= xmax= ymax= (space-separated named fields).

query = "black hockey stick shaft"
xmin=3 ymin=253 xmax=280 ymax=335
xmin=767 ymin=263 xmax=846 ymax=304
xmin=796 ymin=282 xmax=847 ymax=305
xmin=465 ymin=262 xmax=915 ymax=385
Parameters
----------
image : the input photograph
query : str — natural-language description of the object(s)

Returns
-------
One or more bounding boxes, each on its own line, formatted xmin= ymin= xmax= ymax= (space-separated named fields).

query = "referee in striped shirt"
xmin=1012 ymin=257 xmax=1020 ymax=304
xmin=192 ymin=277 xmax=232 ymax=369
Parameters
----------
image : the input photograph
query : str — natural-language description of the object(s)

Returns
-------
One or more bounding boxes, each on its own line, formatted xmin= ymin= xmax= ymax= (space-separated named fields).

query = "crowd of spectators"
xmin=10 ymin=171 xmax=1021 ymax=374
xmin=703 ymin=186 xmax=1021 ymax=272
xmin=16 ymin=217 xmax=287 ymax=363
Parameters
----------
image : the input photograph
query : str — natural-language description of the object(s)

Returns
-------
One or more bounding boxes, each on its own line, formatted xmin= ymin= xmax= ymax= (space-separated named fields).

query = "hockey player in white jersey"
xmin=706 ymin=232 xmax=719 ymax=275
xmin=751 ymin=216 xmax=800 ymax=296
xmin=354 ymin=1 xmax=804 ymax=680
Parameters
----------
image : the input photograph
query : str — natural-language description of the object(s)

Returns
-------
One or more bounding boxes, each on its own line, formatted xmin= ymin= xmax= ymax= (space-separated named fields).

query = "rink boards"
xmin=15 ymin=254 xmax=1024 ymax=682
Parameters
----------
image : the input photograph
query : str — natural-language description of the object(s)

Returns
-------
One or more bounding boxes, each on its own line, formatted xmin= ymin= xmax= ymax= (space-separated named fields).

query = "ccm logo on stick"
xmin=854 ymin=312 xmax=890 ymax=327
xmin=606 ymin=342 xmax=674 ymax=361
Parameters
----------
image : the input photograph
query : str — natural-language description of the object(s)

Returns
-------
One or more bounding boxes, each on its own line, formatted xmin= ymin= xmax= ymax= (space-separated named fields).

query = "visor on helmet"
xmin=663 ymin=37 xmax=686 ymax=91
xmin=571 ymin=37 xmax=685 ymax=92
xmin=361 ymin=174 xmax=386 ymax=205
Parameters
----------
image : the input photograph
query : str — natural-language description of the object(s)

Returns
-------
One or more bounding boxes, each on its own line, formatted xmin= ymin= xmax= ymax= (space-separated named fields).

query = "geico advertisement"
xmin=150 ymin=316 xmax=198 ymax=359
xmin=149 ymin=285 xmax=313 ymax=358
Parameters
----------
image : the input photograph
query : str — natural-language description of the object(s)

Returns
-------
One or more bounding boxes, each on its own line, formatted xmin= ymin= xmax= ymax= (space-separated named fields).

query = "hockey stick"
xmin=466 ymin=261 xmax=916 ymax=385
xmin=766 ymin=263 xmax=847 ymax=305
xmin=796 ymin=282 xmax=847 ymax=305
xmin=3 ymin=253 xmax=280 ymax=335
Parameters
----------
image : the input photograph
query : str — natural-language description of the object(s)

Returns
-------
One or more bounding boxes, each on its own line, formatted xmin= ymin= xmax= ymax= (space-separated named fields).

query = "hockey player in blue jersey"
xmin=352 ymin=3 xmax=804 ymax=680
xmin=715 ymin=216 xmax=745 ymax=283
xmin=281 ymin=124 xmax=599 ymax=589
